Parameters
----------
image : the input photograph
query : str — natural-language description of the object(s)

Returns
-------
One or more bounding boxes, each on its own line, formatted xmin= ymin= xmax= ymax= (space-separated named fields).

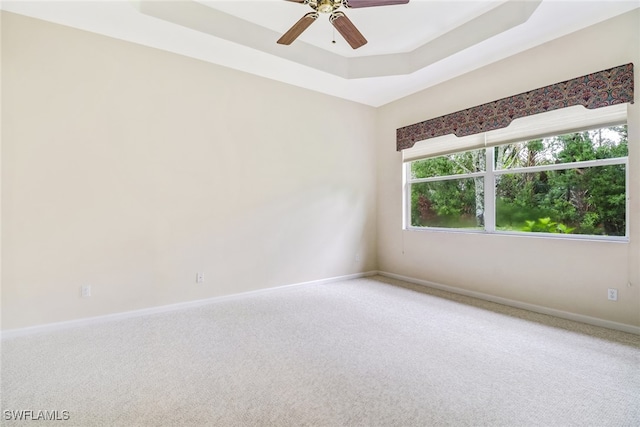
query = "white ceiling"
xmin=205 ymin=0 xmax=505 ymax=57
xmin=2 ymin=1 xmax=639 ymax=107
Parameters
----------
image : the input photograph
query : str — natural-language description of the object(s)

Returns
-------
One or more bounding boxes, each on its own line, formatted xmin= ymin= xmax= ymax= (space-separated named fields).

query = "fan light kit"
xmin=278 ymin=0 xmax=410 ymax=50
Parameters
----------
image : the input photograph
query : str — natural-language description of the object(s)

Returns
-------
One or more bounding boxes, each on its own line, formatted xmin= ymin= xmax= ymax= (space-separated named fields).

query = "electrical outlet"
xmin=196 ymin=272 xmax=204 ymax=283
xmin=81 ymin=285 xmax=91 ymax=298
xmin=355 ymin=253 xmax=361 ymax=262
xmin=607 ymin=288 xmax=618 ymax=301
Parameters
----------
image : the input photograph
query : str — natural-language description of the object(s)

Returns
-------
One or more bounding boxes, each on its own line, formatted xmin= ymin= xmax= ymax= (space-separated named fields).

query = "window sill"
xmin=404 ymin=226 xmax=629 ymax=243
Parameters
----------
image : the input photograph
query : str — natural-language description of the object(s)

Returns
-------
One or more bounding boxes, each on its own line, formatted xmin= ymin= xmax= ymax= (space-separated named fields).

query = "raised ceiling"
xmin=2 ymin=1 xmax=639 ymax=106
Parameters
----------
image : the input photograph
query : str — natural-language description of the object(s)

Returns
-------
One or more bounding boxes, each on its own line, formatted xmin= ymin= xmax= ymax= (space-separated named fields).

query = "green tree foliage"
xmin=498 ymin=127 xmax=628 ymax=236
xmin=521 ymin=218 xmax=574 ymax=234
xmin=411 ymin=150 xmax=485 ymax=228
xmin=411 ymin=126 xmax=627 ymax=236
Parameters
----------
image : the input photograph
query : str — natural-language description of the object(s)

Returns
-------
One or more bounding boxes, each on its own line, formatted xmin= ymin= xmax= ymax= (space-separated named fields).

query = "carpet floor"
xmin=2 ymin=275 xmax=639 ymax=426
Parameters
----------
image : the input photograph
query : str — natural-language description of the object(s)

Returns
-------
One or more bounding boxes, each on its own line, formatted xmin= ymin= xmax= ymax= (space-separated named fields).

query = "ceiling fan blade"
xmin=283 ymin=0 xmax=308 ymax=3
xmin=277 ymin=12 xmax=319 ymax=45
xmin=343 ymin=0 xmax=409 ymax=8
xmin=330 ymin=12 xmax=367 ymax=49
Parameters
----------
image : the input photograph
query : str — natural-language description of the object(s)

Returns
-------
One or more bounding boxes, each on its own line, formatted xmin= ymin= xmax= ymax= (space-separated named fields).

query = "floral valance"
xmin=396 ymin=63 xmax=634 ymax=151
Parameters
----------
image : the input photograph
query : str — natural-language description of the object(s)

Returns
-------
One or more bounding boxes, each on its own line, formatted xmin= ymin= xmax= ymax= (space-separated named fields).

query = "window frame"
xmin=403 ymin=131 xmax=629 ymax=241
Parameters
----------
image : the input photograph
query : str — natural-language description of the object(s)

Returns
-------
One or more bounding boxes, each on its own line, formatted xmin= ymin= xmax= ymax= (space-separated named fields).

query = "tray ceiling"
xmin=2 ymin=1 xmax=638 ymax=106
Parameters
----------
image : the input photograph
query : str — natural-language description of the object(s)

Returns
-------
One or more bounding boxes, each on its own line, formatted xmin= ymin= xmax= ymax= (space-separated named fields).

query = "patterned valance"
xmin=396 ymin=63 xmax=634 ymax=151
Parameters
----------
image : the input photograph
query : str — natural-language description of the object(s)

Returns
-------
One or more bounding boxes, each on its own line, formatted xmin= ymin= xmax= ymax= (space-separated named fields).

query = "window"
xmin=405 ymin=124 xmax=628 ymax=239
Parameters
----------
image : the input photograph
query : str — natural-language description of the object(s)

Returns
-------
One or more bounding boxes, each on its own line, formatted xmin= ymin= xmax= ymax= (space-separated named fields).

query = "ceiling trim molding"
xmin=3 ymin=1 xmax=637 ymax=107
xmin=137 ymin=0 xmax=542 ymax=80
xmin=135 ymin=0 xmax=349 ymax=76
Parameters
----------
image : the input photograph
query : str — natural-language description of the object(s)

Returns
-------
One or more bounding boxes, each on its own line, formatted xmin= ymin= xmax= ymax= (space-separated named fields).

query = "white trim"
xmin=410 ymin=171 xmax=486 ymax=184
xmin=484 ymin=144 xmax=496 ymax=232
xmin=402 ymin=162 xmax=409 ymax=230
xmin=6 ymin=270 xmax=638 ymax=339
xmin=405 ymin=225 xmax=629 ymax=242
xmin=1 ymin=271 xmax=378 ymax=340
xmin=407 ymin=154 xmax=626 ymax=183
xmin=493 ymin=156 xmax=626 ymax=176
xmin=378 ymin=271 xmax=640 ymax=336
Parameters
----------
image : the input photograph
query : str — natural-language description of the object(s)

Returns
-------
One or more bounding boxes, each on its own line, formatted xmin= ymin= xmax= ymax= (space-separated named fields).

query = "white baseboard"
xmin=378 ymin=271 xmax=640 ymax=336
xmin=1 ymin=271 xmax=378 ymax=340
xmin=5 ymin=270 xmax=637 ymax=338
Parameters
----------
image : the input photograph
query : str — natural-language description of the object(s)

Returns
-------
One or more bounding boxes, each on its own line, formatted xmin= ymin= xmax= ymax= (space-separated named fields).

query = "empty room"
xmin=1 ymin=1 xmax=639 ymax=425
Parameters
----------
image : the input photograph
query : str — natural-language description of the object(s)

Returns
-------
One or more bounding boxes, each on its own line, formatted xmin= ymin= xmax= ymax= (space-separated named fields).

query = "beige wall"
xmin=376 ymin=10 xmax=640 ymax=327
xmin=1 ymin=12 xmax=377 ymax=329
xmin=3 ymin=9 xmax=640 ymax=332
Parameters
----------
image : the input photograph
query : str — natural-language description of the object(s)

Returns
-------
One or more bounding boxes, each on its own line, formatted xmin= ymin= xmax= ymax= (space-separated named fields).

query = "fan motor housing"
xmin=310 ymin=0 xmax=342 ymax=14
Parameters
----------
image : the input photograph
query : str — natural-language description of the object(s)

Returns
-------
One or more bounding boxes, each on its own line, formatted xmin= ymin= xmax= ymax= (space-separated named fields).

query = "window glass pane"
xmin=411 ymin=149 xmax=485 ymax=179
xmin=494 ymin=125 xmax=628 ymax=170
xmin=411 ymin=178 xmax=484 ymax=229
xmin=495 ymin=165 xmax=626 ymax=236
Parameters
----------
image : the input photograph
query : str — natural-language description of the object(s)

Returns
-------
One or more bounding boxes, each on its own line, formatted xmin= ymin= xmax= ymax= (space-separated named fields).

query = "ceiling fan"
xmin=278 ymin=0 xmax=410 ymax=50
